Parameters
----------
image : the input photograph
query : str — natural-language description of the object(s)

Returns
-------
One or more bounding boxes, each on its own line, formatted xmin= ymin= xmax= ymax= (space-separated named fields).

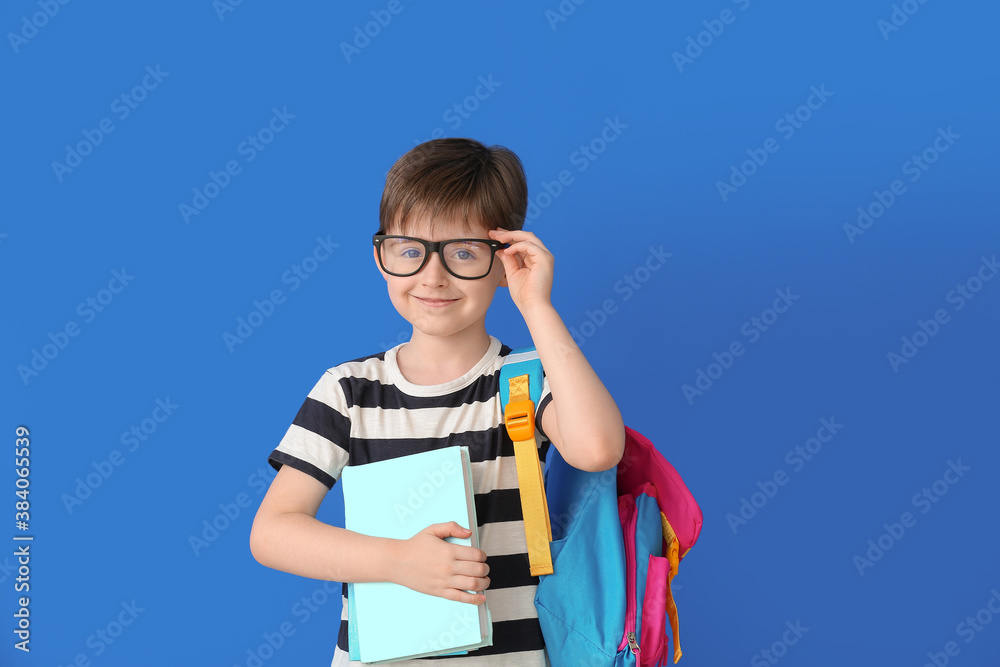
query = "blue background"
xmin=3 ymin=1 xmax=998 ymax=665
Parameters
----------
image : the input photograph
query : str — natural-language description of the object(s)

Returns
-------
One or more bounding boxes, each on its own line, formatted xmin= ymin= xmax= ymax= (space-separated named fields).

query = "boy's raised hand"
xmin=489 ymin=229 xmax=554 ymax=314
xmin=393 ymin=522 xmax=490 ymax=605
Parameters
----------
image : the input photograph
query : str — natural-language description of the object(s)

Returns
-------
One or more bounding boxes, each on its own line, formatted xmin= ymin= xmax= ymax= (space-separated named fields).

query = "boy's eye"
xmin=386 ymin=239 xmax=424 ymax=259
xmin=446 ymin=242 xmax=484 ymax=262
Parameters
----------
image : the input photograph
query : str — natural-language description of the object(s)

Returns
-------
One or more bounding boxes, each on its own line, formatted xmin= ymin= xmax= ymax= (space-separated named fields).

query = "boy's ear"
xmin=373 ymin=246 xmax=388 ymax=281
xmin=497 ymin=254 xmax=508 ymax=287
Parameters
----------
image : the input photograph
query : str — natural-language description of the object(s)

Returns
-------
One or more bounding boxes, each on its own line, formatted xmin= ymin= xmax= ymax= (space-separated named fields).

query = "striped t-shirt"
xmin=268 ymin=336 xmax=552 ymax=666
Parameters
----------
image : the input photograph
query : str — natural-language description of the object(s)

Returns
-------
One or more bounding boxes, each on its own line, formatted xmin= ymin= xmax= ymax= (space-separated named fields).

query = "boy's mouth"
xmin=414 ymin=296 xmax=458 ymax=307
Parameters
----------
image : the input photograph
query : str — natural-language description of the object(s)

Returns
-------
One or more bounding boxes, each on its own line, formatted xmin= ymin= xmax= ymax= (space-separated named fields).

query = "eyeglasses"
xmin=373 ymin=235 xmax=503 ymax=280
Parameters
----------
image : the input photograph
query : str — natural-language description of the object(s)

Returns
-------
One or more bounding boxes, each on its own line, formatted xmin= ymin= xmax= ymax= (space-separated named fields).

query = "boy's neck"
xmin=395 ymin=329 xmax=493 ymax=386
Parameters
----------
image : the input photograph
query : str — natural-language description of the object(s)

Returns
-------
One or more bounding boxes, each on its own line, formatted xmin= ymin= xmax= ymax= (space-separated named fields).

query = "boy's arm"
xmin=489 ymin=229 xmax=625 ymax=472
xmin=531 ymin=307 xmax=625 ymax=472
xmin=250 ymin=465 xmax=489 ymax=604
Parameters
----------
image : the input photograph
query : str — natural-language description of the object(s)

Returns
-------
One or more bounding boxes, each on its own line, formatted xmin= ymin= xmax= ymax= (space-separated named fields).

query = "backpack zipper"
xmin=618 ymin=496 xmax=641 ymax=655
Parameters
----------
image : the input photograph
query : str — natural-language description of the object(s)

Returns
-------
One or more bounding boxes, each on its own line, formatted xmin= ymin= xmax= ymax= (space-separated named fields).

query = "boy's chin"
xmin=407 ymin=319 xmax=487 ymax=341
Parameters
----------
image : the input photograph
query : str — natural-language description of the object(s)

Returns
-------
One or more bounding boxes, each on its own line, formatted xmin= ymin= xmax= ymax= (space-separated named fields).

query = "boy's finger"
xmin=502 ymin=239 xmax=553 ymax=261
xmin=456 ymin=574 xmax=490 ymax=592
xmin=496 ymin=246 xmax=524 ymax=274
xmin=451 ymin=545 xmax=488 ymax=563
xmin=443 ymin=589 xmax=487 ymax=605
xmin=503 ymin=242 xmax=553 ymax=273
xmin=493 ymin=231 xmax=547 ymax=252
xmin=503 ymin=241 xmax=544 ymax=258
xmin=424 ymin=522 xmax=472 ymax=540
xmin=452 ymin=555 xmax=489 ymax=575
xmin=490 ymin=229 xmax=550 ymax=253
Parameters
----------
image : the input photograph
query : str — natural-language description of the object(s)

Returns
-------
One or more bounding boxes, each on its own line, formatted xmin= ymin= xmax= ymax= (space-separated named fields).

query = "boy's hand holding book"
xmin=392 ymin=521 xmax=490 ymax=605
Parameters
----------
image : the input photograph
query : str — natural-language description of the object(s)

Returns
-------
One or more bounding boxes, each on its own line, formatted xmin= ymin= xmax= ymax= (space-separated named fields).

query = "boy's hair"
xmin=378 ymin=138 xmax=527 ymax=235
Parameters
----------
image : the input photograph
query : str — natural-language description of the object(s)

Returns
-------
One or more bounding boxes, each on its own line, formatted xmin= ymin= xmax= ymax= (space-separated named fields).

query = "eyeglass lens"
xmin=379 ymin=238 xmax=494 ymax=278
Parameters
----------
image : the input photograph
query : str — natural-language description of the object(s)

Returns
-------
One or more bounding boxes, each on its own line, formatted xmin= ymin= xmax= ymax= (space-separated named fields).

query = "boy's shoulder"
xmin=341 ymin=349 xmax=389 ymax=367
xmin=319 ymin=349 xmax=389 ymax=379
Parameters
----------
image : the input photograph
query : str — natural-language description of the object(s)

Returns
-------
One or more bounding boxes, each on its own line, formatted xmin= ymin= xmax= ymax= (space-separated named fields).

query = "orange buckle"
xmin=504 ymin=400 xmax=535 ymax=442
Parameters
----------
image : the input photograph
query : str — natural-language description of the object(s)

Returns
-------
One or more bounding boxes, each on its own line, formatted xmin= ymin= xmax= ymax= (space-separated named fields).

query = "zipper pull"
xmin=627 ymin=631 xmax=641 ymax=654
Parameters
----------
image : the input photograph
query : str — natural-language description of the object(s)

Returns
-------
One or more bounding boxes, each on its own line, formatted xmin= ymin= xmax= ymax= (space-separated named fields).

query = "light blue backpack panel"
xmin=501 ymin=347 xmax=627 ymax=665
xmin=539 ymin=447 xmax=628 ymax=665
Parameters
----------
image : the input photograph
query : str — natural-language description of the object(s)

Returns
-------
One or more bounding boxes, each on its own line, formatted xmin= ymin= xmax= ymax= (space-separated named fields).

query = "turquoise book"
xmin=341 ymin=445 xmax=493 ymax=663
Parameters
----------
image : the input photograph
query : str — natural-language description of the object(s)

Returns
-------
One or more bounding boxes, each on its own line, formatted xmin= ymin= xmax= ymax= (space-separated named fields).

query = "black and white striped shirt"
xmin=269 ymin=336 xmax=552 ymax=665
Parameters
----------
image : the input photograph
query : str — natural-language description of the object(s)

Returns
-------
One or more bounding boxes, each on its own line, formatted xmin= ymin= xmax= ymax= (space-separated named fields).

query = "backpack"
xmin=500 ymin=347 xmax=703 ymax=666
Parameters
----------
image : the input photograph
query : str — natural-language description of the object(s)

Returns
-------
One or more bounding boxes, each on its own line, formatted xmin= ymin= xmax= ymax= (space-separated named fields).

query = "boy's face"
xmin=374 ymin=215 xmax=507 ymax=343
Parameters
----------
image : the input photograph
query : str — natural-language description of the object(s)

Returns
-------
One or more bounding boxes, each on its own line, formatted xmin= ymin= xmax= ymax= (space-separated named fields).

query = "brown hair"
xmin=378 ymin=138 xmax=527 ymax=235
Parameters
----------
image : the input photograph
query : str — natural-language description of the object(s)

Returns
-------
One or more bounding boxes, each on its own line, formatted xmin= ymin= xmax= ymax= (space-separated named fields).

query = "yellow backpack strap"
xmin=662 ymin=512 xmax=683 ymax=663
xmin=505 ymin=373 xmax=554 ymax=576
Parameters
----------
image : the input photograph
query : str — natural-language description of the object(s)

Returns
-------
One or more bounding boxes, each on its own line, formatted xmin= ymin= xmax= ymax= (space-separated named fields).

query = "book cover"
xmin=341 ymin=446 xmax=492 ymax=663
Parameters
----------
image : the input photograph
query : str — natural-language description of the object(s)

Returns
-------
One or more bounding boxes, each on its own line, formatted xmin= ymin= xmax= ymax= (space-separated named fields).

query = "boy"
xmin=250 ymin=138 xmax=625 ymax=665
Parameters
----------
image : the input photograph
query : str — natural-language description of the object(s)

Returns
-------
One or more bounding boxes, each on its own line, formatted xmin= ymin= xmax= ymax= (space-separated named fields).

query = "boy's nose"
xmin=419 ymin=250 xmax=449 ymax=284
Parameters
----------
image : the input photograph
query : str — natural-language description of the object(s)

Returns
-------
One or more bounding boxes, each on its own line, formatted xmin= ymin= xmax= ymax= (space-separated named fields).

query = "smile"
xmin=414 ymin=296 xmax=459 ymax=307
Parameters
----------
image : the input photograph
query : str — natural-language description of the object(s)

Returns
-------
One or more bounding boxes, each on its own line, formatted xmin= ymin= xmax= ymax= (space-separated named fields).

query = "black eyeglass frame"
xmin=372 ymin=234 xmax=505 ymax=280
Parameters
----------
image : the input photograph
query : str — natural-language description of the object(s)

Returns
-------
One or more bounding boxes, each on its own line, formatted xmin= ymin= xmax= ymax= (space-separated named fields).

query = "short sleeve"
xmin=268 ymin=371 xmax=351 ymax=489
xmin=534 ymin=372 xmax=553 ymax=442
